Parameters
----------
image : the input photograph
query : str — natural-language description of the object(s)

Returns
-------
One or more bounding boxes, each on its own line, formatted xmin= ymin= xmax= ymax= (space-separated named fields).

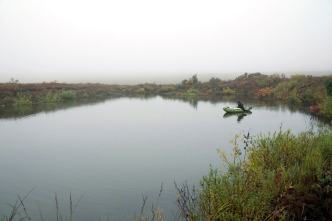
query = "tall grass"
xmin=1 ymin=185 xmax=166 ymax=221
xmin=1 ymin=190 xmax=84 ymax=221
xmin=177 ymin=127 xmax=332 ymax=220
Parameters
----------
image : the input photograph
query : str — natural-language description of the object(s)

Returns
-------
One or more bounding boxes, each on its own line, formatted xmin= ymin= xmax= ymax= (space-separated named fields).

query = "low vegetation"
xmin=176 ymin=127 xmax=332 ymax=220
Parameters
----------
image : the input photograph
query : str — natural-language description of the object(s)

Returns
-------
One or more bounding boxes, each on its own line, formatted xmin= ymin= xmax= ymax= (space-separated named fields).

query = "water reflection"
xmin=0 ymin=98 xmax=118 ymax=120
xmin=223 ymin=112 xmax=252 ymax=123
xmin=161 ymin=95 xmax=233 ymax=109
xmin=0 ymin=95 xmax=328 ymax=126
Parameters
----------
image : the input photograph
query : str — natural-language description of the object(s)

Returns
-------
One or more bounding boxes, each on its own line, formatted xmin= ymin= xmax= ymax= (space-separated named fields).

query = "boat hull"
xmin=223 ymin=106 xmax=252 ymax=113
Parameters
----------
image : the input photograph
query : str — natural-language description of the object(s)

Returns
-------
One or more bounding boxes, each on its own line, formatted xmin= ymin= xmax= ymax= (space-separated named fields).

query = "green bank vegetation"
xmin=176 ymin=127 xmax=332 ymax=220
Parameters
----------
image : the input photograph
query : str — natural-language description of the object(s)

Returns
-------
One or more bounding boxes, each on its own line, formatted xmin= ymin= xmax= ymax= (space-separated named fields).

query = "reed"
xmin=132 ymin=182 xmax=165 ymax=221
xmin=1 ymin=190 xmax=85 ymax=221
xmin=53 ymin=192 xmax=85 ymax=221
xmin=2 ymin=187 xmax=35 ymax=221
xmin=1 ymin=186 xmax=165 ymax=221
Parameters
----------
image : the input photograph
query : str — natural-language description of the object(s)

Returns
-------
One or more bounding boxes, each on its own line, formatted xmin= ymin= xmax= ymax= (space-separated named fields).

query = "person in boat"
xmin=237 ymin=101 xmax=246 ymax=111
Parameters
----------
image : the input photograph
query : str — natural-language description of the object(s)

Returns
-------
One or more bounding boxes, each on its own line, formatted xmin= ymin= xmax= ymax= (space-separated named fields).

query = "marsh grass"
xmin=1 ymin=189 xmax=85 ymax=221
xmin=2 ymin=187 xmax=35 ymax=221
xmin=132 ymin=183 xmax=166 ymax=221
xmin=176 ymin=126 xmax=332 ymax=220
xmin=1 ymin=184 xmax=168 ymax=221
xmin=174 ymin=181 xmax=199 ymax=220
xmin=53 ymin=192 xmax=85 ymax=221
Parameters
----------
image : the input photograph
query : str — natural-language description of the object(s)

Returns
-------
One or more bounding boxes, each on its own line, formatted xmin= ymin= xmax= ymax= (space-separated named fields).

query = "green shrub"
xmin=221 ymin=87 xmax=236 ymax=95
xmin=190 ymin=74 xmax=198 ymax=84
xmin=82 ymin=92 xmax=89 ymax=99
xmin=256 ymin=79 xmax=267 ymax=88
xmin=38 ymin=91 xmax=61 ymax=103
xmin=2 ymin=96 xmax=13 ymax=105
xmin=248 ymin=72 xmax=264 ymax=77
xmin=300 ymin=89 xmax=314 ymax=104
xmin=185 ymin=88 xmax=199 ymax=97
xmin=209 ymin=77 xmax=221 ymax=83
xmin=182 ymin=74 xmax=199 ymax=85
xmin=160 ymin=85 xmax=176 ymax=93
xmin=183 ymin=128 xmax=332 ymax=220
xmin=291 ymin=73 xmax=306 ymax=81
xmin=60 ymin=90 xmax=76 ymax=101
xmin=272 ymin=80 xmax=297 ymax=100
xmin=136 ymin=87 xmax=145 ymax=93
xmin=267 ymin=73 xmax=282 ymax=85
xmin=13 ymin=92 xmax=32 ymax=106
xmin=326 ymin=81 xmax=332 ymax=96
xmin=320 ymin=97 xmax=332 ymax=122
xmin=286 ymin=91 xmax=302 ymax=105
xmin=143 ymin=83 xmax=154 ymax=92
xmin=312 ymin=85 xmax=326 ymax=104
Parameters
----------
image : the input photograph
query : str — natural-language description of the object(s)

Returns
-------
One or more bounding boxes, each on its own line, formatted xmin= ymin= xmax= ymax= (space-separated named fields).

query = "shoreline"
xmin=0 ymin=73 xmax=331 ymax=123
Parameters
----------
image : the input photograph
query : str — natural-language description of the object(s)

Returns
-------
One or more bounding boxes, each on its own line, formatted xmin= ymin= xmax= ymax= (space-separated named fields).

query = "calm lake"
xmin=0 ymin=96 xmax=322 ymax=220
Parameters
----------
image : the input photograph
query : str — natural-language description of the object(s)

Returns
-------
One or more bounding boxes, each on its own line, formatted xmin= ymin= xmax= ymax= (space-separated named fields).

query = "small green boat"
xmin=223 ymin=106 xmax=252 ymax=113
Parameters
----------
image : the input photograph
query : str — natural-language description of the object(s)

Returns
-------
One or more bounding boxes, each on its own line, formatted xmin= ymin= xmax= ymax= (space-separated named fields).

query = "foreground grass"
xmin=177 ymin=127 xmax=332 ymax=220
xmin=0 ymin=187 xmax=166 ymax=221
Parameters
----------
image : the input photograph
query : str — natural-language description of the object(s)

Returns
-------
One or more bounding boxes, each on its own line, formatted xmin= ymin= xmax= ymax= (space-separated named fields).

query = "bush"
xmin=143 ymin=83 xmax=154 ymax=92
xmin=254 ymin=87 xmax=271 ymax=98
xmin=326 ymin=81 xmax=332 ymax=96
xmin=160 ymin=85 xmax=176 ymax=93
xmin=209 ymin=77 xmax=221 ymax=83
xmin=267 ymin=73 xmax=282 ymax=85
xmin=179 ymin=128 xmax=332 ymax=220
xmin=248 ymin=72 xmax=265 ymax=77
xmin=13 ymin=92 xmax=32 ymax=106
xmin=190 ymin=74 xmax=198 ymax=84
xmin=183 ymin=74 xmax=199 ymax=85
xmin=286 ymin=92 xmax=302 ymax=105
xmin=291 ymin=73 xmax=306 ymax=81
xmin=272 ymin=80 xmax=297 ymax=100
xmin=255 ymin=77 xmax=267 ymax=88
xmin=221 ymin=87 xmax=236 ymax=95
xmin=299 ymin=89 xmax=314 ymax=104
xmin=320 ymin=97 xmax=332 ymax=122
xmin=186 ymin=88 xmax=199 ymax=97
xmin=38 ymin=91 xmax=61 ymax=103
xmin=60 ymin=90 xmax=76 ymax=101
xmin=136 ymin=87 xmax=145 ymax=93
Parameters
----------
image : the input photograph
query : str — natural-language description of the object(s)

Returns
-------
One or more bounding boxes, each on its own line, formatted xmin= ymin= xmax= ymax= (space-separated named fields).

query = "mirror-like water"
xmin=0 ymin=96 xmax=321 ymax=220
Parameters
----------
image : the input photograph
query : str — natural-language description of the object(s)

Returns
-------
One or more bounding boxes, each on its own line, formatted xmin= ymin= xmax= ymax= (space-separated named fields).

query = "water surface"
xmin=0 ymin=96 xmax=320 ymax=220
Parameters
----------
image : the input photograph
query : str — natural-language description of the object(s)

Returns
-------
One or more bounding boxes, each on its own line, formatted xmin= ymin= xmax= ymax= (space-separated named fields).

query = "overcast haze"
xmin=1 ymin=0 xmax=332 ymax=83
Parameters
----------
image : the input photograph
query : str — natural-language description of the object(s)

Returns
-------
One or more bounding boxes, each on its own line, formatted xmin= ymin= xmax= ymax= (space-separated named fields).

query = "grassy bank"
xmin=176 ymin=127 xmax=332 ymax=220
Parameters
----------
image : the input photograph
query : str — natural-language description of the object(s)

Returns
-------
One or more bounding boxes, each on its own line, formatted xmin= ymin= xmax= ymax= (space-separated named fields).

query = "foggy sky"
xmin=1 ymin=0 xmax=332 ymax=83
